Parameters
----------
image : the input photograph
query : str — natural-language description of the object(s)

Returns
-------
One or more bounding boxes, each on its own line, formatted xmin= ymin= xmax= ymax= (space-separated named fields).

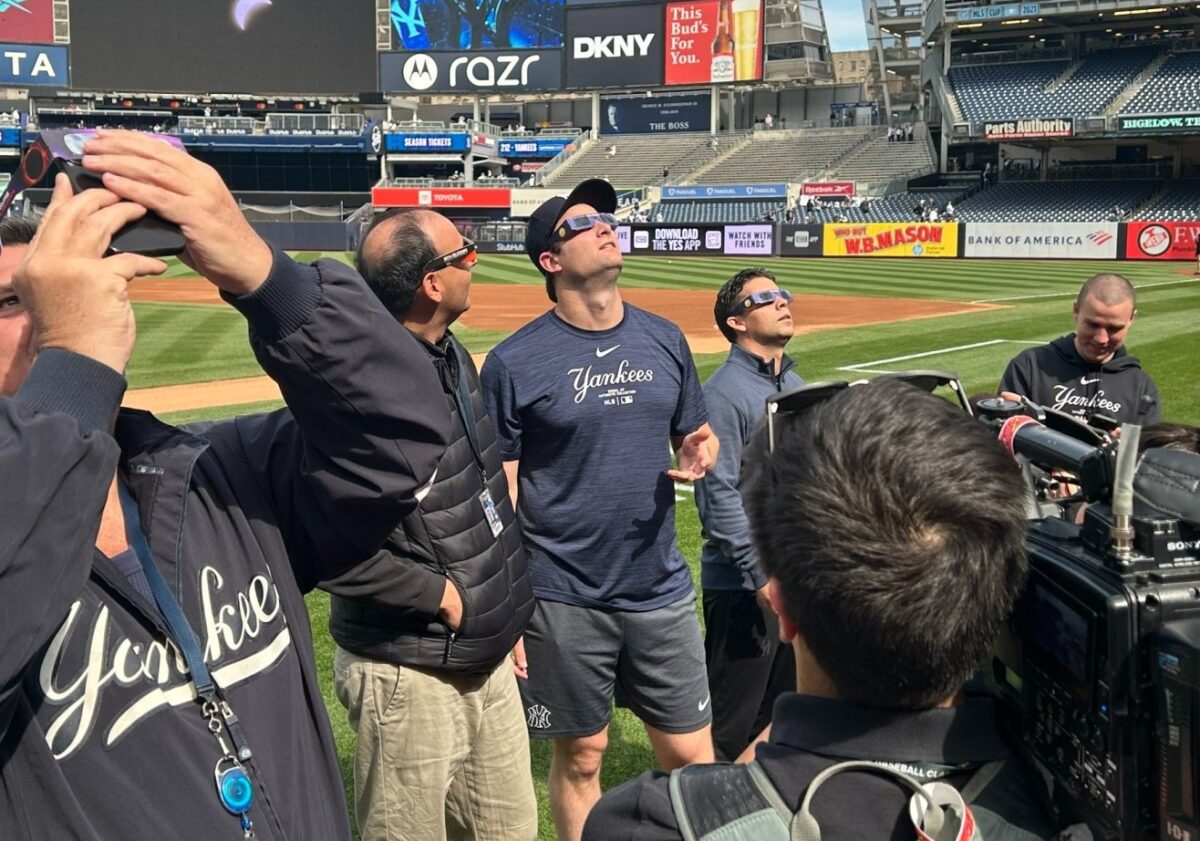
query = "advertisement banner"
xmin=476 ymin=241 xmax=528 ymax=254
xmin=513 ymin=162 xmax=545 ymax=173
xmin=498 ymin=137 xmax=576 ymax=157
xmin=823 ymin=223 xmax=958 ymax=257
xmin=630 ymin=224 xmax=727 ymax=254
xmin=664 ymin=0 xmax=762 ymax=86
xmin=0 ymin=43 xmax=65 ymax=86
xmin=389 ymin=0 xmax=564 ymax=49
xmin=385 ymin=133 xmax=472 ymax=153
xmin=380 ymin=49 xmax=563 ymax=93
xmin=982 ymin=118 xmax=1073 ymax=141
xmin=70 ymin=0 xmax=374 ymax=94
xmin=566 ymin=5 xmax=664 ymax=89
xmin=600 ymin=93 xmax=711 ymax=134
xmin=510 ymin=187 xmax=569 ymax=218
xmin=779 ymin=224 xmax=824 ymax=256
xmin=963 ymin=223 xmax=1118 ymax=259
xmin=1118 ymin=114 xmax=1200 ymax=133
xmin=0 ymin=126 xmax=19 ymax=147
xmin=1124 ymin=221 xmax=1200 ymax=260
xmin=955 ymin=3 xmax=1040 ymax=20
xmin=0 ymin=0 xmax=55 ymax=44
xmin=371 ymin=187 xmax=512 ymax=209
xmin=802 ymin=182 xmax=855 ymax=197
xmin=662 ymin=184 xmax=785 ymax=200
xmin=724 ymin=224 xmax=773 ymax=255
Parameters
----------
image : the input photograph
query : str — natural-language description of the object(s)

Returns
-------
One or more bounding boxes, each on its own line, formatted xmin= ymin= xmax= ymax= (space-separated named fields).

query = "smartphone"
xmin=0 ymin=129 xmax=187 ymax=257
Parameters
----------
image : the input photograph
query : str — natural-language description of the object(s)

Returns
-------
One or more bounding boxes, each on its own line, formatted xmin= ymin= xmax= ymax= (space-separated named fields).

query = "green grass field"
xmin=140 ymin=253 xmax=1200 ymax=839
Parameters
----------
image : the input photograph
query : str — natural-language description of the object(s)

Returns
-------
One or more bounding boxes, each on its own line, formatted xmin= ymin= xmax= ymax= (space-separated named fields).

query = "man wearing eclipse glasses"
xmin=695 ymin=268 xmax=803 ymax=763
xmin=481 ymin=179 xmax=719 ymax=841
xmin=323 ymin=208 xmax=537 ymax=841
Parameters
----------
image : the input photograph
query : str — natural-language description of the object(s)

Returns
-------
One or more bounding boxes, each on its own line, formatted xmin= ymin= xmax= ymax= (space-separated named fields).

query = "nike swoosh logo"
xmin=698 ymin=696 xmax=711 ymax=712
xmin=1080 ymin=377 xmax=1100 ymax=386
xmin=596 ymin=344 xmax=620 ymax=358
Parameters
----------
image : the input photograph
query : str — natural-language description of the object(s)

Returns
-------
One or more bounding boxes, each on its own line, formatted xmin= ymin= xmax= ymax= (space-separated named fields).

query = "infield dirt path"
xmin=124 ymin=280 xmax=997 ymax=414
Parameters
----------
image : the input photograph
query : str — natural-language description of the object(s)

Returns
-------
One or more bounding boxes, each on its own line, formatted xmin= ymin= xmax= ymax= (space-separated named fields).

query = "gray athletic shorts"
xmin=518 ymin=593 xmax=712 ymax=739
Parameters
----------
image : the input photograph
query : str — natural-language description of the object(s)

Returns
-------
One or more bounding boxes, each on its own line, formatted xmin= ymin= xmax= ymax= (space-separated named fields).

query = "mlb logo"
xmin=792 ymin=232 xmax=810 ymax=248
xmin=633 ymin=231 xmax=650 ymax=249
xmin=705 ymin=231 xmax=722 ymax=249
xmin=418 ymin=190 xmax=432 ymax=206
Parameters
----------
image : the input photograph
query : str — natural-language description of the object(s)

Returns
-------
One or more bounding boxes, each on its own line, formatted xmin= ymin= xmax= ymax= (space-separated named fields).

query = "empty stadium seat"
xmin=954 ymin=180 xmax=1160 ymax=222
xmin=652 ymin=200 xmax=786 ymax=223
xmin=1131 ymin=180 xmax=1200 ymax=221
xmin=1122 ymin=51 xmax=1200 ymax=115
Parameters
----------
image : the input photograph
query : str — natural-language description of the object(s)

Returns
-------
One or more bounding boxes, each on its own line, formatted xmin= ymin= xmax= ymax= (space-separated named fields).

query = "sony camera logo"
xmin=573 ymin=34 xmax=656 ymax=59
xmin=401 ymin=52 xmax=543 ymax=91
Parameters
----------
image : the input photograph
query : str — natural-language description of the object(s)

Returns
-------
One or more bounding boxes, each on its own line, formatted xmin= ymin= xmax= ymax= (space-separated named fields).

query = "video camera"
xmin=973 ymin=394 xmax=1200 ymax=841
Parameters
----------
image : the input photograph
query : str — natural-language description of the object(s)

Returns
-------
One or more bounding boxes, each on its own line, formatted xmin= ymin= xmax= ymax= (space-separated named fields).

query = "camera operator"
xmin=584 ymin=378 xmax=1058 ymax=841
xmin=999 ymin=274 xmax=1160 ymax=425
xmin=0 ymin=131 xmax=449 ymax=840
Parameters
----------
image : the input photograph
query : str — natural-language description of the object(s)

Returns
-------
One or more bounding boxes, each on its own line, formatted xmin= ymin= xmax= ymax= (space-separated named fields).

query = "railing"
xmin=383 ymin=176 xmax=521 ymax=187
xmin=953 ymin=47 xmax=1070 ymax=66
xmin=386 ymin=120 xmax=455 ymax=131
xmin=238 ymin=201 xmax=355 ymax=221
xmin=1047 ymin=161 xmax=1173 ymax=180
xmin=531 ymin=136 xmax=588 ymax=186
xmin=265 ymin=113 xmax=364 ymax=134
xmin=178 ymin=116 xmax=259 ymax=135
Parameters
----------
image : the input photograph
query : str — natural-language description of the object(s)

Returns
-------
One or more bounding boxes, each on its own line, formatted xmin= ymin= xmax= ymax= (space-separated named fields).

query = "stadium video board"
xmin=565 ymin=4 xmax=664 ymax=89
xmin=389 ymin=0 xmax=564 ymax=49
xmin=69 ymin=0 xmax=377 ymax=94
xmin=0 ymin=0 xmax=56 ymax=44
xmin=664 ymin=0 xmax=762 ymax=85
xmin=599 ymin=93 xmax=711 ymax=134
xmin=379 ymin=49 xmax=562 ymax=93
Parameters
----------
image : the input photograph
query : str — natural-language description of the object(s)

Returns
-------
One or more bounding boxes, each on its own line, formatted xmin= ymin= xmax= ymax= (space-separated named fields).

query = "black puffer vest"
xmin=328 ymin=332 xmax=534 ymax=673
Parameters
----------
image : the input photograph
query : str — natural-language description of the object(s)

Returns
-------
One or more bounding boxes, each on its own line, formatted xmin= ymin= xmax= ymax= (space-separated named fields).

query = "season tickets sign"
xmin=823 ymin=223 xmax=958 ymax=257
xmin=1124 ymin=221 xmax=1200 ymax=260
xmin=963 ymin=223 xmax=1117 ymax=259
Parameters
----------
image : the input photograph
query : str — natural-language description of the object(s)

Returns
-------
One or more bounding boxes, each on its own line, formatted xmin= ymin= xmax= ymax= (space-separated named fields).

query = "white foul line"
xmin=839 ymin=339 xmax=1040 ymax=374
xmin=971 ymin=277 xmax=1196 ymax=304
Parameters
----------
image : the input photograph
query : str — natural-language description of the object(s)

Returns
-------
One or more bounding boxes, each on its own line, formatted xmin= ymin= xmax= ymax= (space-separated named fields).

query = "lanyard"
xmin=117 ymin=477 xmax=258 ymax=839
xmin=450 ymin=341 xmax=486 ymax=475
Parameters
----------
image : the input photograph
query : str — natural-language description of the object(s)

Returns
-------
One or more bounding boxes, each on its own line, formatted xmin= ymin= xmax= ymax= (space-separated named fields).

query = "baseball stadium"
xmin=1 ymin=0 xmax=1199 ymax=838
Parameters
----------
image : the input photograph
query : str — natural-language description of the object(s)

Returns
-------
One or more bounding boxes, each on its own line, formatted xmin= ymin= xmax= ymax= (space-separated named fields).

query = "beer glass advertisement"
xmin=600 ymin=93 xmax=711 ymax=135
xmin=389 ymin=0 xmax=565 ymax=49
xmin=664 ymin=0 xmax=762 ymax=86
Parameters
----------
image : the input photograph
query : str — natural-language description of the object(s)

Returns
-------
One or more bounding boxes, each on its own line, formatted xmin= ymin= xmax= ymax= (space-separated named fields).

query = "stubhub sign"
xmin=661 ymin=184 xmax=787 ymax=200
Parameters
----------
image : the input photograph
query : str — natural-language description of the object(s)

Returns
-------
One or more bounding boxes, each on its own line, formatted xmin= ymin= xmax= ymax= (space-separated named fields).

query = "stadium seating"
xmin=829 ymin=131 xmax=935 ymax=181
xmin=803 ymin=191 xmax=966 ymax=224
xmin=686 ymin=128 xmax=870 ymax=185
xmin=1131 ymin=181 xmax=1200 ymax=221
xmin=1122 ymin=51 xmax=1200 ymax=115
xmin=653 ymin=200 xmax=786 ymax=223
xmin=950 ymin=47 xmax=1157 ymax=121
xmin=542 ymin=133 xmax=736 ymax=188
xmin=953 ymin=180 xmax=1160 ymax=222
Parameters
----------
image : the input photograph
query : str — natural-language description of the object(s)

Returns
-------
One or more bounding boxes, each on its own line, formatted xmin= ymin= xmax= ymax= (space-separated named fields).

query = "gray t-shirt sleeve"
xmin=671 ymin=333 xmax=708 ymax=438
xmin=480 ymin=353 xmax=522 ymax=461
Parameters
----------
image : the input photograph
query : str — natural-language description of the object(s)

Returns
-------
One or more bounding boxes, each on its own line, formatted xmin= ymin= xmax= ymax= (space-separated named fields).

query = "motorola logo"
xmin=403 ymin=53 xmax=438 ymax=91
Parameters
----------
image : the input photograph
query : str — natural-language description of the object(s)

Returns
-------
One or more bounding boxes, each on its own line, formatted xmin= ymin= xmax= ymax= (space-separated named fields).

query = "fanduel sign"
xmin=565 ymin=4 xmax=664 ymax=88
xmin=662 ymin=184 xmax=786 ymax=200
xmin=379 ymin=49 xmax=562 ymax=93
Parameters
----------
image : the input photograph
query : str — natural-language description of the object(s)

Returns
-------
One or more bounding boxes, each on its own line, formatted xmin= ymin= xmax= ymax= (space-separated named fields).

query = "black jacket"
xmin=0 ymin=253 xmax=449 ymax=841
xmin=583 ymin=693 xmax=1058 ymax=841
xmin=999 ymin=334 xmax=1161 ymax=425
xmin=325 ymin=331 xmax=534 ymax=673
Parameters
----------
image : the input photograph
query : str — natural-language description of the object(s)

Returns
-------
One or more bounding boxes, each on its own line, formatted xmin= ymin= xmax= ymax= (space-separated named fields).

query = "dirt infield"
xmin=124 ymin=279 xmax=996 ymax=413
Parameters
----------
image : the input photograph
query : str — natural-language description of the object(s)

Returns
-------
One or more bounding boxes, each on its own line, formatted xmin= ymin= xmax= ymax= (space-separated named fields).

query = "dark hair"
xmin=0 ymin=215 xmax=38 ymax=247
xmin=714 ymin=267 xmax=776 ymax=343
xmin=354 ymin=209 xmax=440 ymax=317
xmin=744 ymin=378 xmax=1029 ymax=709
xmin=1139 ymin=422 xmax=1200 ymax=455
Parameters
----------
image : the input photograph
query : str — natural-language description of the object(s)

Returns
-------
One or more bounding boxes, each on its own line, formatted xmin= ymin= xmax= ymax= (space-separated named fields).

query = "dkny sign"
xmin=565 ymin=4 xmax=665 ymax=89
xmin=379 ymin=49 xmax=562 ymax=93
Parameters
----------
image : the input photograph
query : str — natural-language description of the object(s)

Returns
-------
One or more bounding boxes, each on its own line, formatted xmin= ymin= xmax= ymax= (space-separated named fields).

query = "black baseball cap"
xmin=524 ymin=178 xmax=618 ymax=278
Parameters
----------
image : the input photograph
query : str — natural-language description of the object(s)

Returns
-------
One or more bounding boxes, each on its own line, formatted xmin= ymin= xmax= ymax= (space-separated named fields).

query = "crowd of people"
xmin=0 ymin=151 xmax=1177 ymax=841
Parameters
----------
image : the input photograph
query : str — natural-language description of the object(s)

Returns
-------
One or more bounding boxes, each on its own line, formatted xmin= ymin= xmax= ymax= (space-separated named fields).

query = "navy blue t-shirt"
xmin=480 ymin=304 xmax=707 ymax=611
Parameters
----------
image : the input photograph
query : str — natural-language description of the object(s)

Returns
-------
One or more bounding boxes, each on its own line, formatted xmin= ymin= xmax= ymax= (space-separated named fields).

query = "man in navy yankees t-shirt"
xmin=481 ymin=179 xmax=719 ymax=841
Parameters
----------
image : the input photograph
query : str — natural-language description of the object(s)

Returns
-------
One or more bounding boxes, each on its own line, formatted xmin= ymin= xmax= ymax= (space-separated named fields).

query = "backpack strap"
xmin=791 ymin=761 xmax=943 ymax=841
xmin=959 ymin=760 xmax=1005 ymax=803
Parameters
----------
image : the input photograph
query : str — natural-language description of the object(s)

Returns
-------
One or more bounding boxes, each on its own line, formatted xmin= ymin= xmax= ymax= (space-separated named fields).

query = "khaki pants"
xmin=334 ymin=647 xmax=537 ymax=841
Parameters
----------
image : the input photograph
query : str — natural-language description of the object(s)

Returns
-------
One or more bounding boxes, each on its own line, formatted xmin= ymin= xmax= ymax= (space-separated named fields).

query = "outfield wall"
xmin=589 ymin=221 xmax=1193 ymax=260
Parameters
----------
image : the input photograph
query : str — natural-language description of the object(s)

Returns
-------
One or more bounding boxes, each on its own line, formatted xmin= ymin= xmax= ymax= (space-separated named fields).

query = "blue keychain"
xmin=215 ymin=757 xmax=256 ymax=838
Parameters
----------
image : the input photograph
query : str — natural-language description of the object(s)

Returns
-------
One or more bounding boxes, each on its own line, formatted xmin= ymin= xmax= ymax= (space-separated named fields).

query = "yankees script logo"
xmin=1050 ymin=383 xmax=1123 ymax=416
xmin=568 ymin=359 xmax=654 ymax=404
xmin=37 ymin=566 xmax=290 ymax=760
